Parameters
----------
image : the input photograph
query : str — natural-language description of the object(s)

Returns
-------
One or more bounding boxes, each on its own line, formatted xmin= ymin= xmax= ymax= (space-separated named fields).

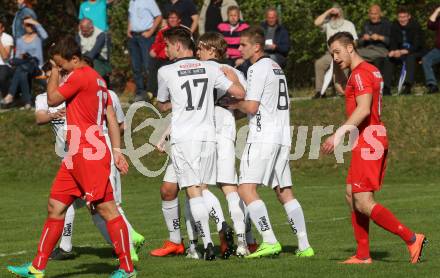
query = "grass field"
xmin=0 ymin=95 xmax=439 ymax=277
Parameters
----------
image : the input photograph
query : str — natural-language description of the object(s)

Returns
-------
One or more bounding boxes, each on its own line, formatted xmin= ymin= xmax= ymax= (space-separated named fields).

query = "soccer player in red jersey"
xmin=7 ymin=37 xmax=136 ymax=278
xmin=321 ymin=32 xmax=426 ymax=264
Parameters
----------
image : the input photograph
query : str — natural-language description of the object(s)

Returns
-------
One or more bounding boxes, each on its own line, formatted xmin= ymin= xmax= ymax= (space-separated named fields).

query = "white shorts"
xmin=171 ymin=141 xmax=217 ymax=189
xmin=216 ymin=136 xmax=238 ymax=184
xmin=163 ymin=159 xmax=178 ymax=183
xmin=110 ymin=163 xmax=122 ymax=205
xmin=239 ymin=143 xmax=292 ymax=188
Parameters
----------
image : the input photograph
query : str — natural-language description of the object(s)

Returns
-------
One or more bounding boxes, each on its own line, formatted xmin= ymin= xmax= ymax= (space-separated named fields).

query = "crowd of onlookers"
xmin=0 ymin=1 xmax=439 ymax=109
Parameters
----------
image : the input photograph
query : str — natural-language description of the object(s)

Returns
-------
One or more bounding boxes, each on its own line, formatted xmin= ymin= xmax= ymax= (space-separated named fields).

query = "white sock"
xmin=226 ymin=192 xmax=246 ymax=235
xmin=117 ymin=206 xmax=134 ymax=250
xmin=184 ymin=197 xmax=198 ymax=251
xmin=59 ymin=204 xmax=75 ymax=252
xmin=189 ymin=196 xmax=213 ymax=248
xmin=244 ymin=204 xmax=256 ymax=244
xmin=162 ymin=198 xmax=182 ymax=244
xmin=92 ymin=213 xmax=112 ymax=245
xmin=247 ymin=200 xmax=277 ymax=244
xmin=202 ymin=189 xmax=225 ymax=232
xmin=284 ymin=199 xmax=310 ymax=251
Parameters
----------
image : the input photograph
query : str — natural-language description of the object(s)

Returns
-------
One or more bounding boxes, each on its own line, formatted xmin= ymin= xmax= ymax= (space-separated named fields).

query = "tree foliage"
xmin=1 ymin=0 xmax=438 ymax=89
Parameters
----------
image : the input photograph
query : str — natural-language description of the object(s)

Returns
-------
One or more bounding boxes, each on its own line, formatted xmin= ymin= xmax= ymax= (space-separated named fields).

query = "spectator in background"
xmin=163 ymin=0 xmax=198 ymax=33
xmin=77 ymin=18 xmax=111 ymax=82
xmin=79 ymin=0 xmax=114 ymax=32
xmin=358 ymin=5 xmax=391 ymax=63
xmin=127 ymin=0 xmax=162 ymax=102
xmin=0 ymin=18 xmax=14 ymax=97
xmin=421 ymin=6 xmax=440 ymax=94
xmin=12 ymin=0 xmax=37 ymax=39
xmin=261 ymin=7 xmax=290 ymax=68
xmin=217 ymin=6 xmax=249 ymax=68
xmin=148 ymin=10 xmax=187 ymax=98
xmin=199 ymin=0 xmax=239 ymax=35
xmin=1 ymin=17 xmax=48 ymax=109
xmin=383 ymin=6 xmax=424 ymax=96
xmin=313 ymin=4 xmax=357 ymax=98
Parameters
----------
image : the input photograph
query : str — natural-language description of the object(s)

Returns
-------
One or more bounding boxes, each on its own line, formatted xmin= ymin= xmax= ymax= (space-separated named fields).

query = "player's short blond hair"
xmin=198 ymin=32 xmax=228 ymax=60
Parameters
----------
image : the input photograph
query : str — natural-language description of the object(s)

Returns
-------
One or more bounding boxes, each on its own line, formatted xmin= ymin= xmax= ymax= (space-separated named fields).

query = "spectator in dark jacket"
xmin=261 ymin=7 xmax=290 ymax=68
xmin=383 ymin=7 xmax=424 ymax=95
xmin=421 ymin=6 xmax=440 ymax=94
xmin=163 ymin=0 xmax=199 ymax=33
xmin=12 ymin=0 xmax=37 ymax=39
xmin=358 ymin=4 xmax=391 ymax=62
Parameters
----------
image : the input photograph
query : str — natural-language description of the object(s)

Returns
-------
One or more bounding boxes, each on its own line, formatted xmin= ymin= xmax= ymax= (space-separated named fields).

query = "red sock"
xmin=351 ymin=211 xmax=370 ymax=259
xmin=32 ymin=218 xmax=65 ymax=270
xmin=370 ymin=204 xmax=415 ymax=244
xmin=106 ymin=215 xmax=133 ymax=273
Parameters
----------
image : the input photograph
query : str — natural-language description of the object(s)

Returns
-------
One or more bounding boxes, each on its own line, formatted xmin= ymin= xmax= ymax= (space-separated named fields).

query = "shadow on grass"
xmin=73 ymin=246 xmax=114 ymax=259
xmin=50 ymin=262 xmax=116 ymax=278
xmin=328 ymin=248 xmax=393 ymax=262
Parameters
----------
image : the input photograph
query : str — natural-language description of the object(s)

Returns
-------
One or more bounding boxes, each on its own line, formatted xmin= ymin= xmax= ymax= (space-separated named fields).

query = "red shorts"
xmin=50 ymin=151 xmax=113 ymax=205
xmin=346 ymin=149 xmax=388 ymax=193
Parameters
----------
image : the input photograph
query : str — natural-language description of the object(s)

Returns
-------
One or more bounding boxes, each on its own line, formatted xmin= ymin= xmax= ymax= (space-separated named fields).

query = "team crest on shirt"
xmin=373 ymin=71 xmax=382 ymax=79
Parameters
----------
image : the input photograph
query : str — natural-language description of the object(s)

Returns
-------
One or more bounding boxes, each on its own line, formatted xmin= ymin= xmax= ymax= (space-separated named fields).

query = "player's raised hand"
xmin=113 ymin=149 xmax=129 ymax=175
xmin=155 ymin=138 xmax=167 ymax=153
xmin=321 ymin=134 xmax=336 ymax=154
xmin=50 ymin=108 xmax=66 ymax=120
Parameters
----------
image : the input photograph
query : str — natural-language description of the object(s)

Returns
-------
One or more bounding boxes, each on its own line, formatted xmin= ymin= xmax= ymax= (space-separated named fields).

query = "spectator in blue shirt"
xmin=12 ymin=0 xmax=37 ymax=39
xmin=1 ymin=17 xmax=48 ymax=109
xmin=79 ymin=0 xmax=114 ymax=32
xmin=127 ymin=0 xmax=162 ymax=102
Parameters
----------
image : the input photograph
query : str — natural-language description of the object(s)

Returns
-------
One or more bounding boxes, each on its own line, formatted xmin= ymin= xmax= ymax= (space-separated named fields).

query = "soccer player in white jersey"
xmin=34 ymin=63 xmax=144 ymax=262
xmin=156 ymin=27 xmax=245 ymax=260
xmin=228 ymin=26 xmax=314 ymax=258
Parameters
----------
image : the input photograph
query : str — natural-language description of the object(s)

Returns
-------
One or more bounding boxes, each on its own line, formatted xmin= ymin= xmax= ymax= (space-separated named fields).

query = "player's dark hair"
xmin=240 ymin=26 xmax=265 ymax=50
xmin=327 ymin=31 xmax=357 ymax=51
xmin=163 ymin=26 xmax=195 ymax=52
xmin=397 ymin=5 xmax=410 ymax=15
xmin=198 ymin=32 xmax=227 ymax=60
xmin=42 ymin=61 xmax=52 ymax=72
xmin=50 ymin=36 xmax=82 ymax=61
xmin=0 ymin=17 xmax=6 ymax=28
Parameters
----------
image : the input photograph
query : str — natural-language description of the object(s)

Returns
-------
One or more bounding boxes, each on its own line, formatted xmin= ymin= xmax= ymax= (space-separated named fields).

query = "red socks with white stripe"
xmin=106 ymin=215 xmax=133 ymax=273
xmin=32 ymin=218 xmax=65 ymax=270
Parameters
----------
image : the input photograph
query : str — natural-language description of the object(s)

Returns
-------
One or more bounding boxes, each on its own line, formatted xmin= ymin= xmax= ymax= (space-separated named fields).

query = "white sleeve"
xmin=349 ymin=21 xmax=358 ymax=40
xmin=3 ymin=34 xmax=14 ymax=47
xmin=109 ymin=90 xmax=125 ymax=124
xmin=245 ymin=65 xmax=266 ymax=102
xmin=213 ymin=66 xmax=233 ymax=93
xmin=235 ymin=69 xmax=247 ymax=89
xmin=35 ymin=94 xmax=48 ymax=111
xmin=157 ymin=68 xmax=170 ymax=102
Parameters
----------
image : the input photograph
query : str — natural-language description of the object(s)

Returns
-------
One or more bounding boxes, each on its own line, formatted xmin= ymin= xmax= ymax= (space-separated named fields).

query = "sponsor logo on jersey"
xmin=179 ymin=63 xmax=201 ymax=69
xmin=178 ymin=68 xmax=206 ymax=76
xmin=273 ymin=69 xmax=284 ymax=75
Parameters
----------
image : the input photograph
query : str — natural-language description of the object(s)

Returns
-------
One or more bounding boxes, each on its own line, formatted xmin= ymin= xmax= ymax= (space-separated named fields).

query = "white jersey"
xmin=157 ymin=57 xmax=233 ymax=144
xmin=245 ymin=57 xmax=291 ymax=146
xmin=205 ymin=60 xmax=246 ymax=141
xmin=103 ymin=90 xmax=125 ymax=134
xmin=35 ymin=93 xmax=67 ymax=154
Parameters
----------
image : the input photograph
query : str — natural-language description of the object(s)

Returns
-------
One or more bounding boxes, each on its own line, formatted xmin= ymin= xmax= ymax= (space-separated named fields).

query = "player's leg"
xmin=341 ymin=184 xmax=372 ymax=264
xmin=150 ymin=181 xmax=185 ymax=257
xmin=201 ymin=184 xmax=234 ymax=259
xmin=243 ymin=204 xmax=258 ymax=252
xmin=274 ymin=186 xmax=314 ymax=257
xmin=186 ymin=185 xmax=215 ymax=260
xmin=184 ymin=196 xmax=202 ymax=259
xmin=50 ymin=203 xmax=76 ymax=260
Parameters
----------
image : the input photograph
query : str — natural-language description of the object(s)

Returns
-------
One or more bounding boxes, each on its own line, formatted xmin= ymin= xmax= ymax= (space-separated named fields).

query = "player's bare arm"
xmin=229 ymin=100 xmax=260 ymax=115
xmin=47 ymin=63 xmax=66 ymax=107
xmin=221 ymin=67 xmax=246 ymax=99
xmin=107 ymin=104 xmax=129 ymax=175
xmin=157 ymin=101 xmax=172 ymax=113
xmin=35 ymin=108 xmax=65 ymax=125
xmin=321 ymin=93 xmax=372 ymax=154
xmin=155 ymin=124 xmax=171 ymax=153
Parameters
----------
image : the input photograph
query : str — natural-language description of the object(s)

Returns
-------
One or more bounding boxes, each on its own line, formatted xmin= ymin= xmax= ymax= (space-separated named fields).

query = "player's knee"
xmin=160 ymin=183 xmax=178 ymax=201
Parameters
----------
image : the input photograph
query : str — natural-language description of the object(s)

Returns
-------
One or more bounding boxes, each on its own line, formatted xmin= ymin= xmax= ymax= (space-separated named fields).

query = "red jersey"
xmin=345 ymin=61 xmax=388 ymax=150
xmin=150 ymin=26 xmax=169 ymax=60
xmin=58 ymin=66 xmax=112 ymax=152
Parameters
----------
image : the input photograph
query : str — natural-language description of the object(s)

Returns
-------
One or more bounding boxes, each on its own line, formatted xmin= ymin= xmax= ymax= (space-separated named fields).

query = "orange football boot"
xmin=340 ymin=256 xmax=372 ymax=264
xmin=150 ymin=240 xmax=185 ymax=257
xmin=407 ymin=233 xmax=427 ymax=264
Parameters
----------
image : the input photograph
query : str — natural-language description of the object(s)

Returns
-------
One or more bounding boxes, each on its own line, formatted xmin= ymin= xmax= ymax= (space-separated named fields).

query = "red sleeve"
xmin=58 ymin=71 xmax=84 ymax=100
xmin=352 ymin=70 xmax=374 ymax=96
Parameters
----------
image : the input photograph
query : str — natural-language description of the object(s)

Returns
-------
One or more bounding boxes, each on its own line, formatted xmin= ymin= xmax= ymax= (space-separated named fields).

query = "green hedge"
xmin=1 ymin=0 xmax=438 ymax=90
